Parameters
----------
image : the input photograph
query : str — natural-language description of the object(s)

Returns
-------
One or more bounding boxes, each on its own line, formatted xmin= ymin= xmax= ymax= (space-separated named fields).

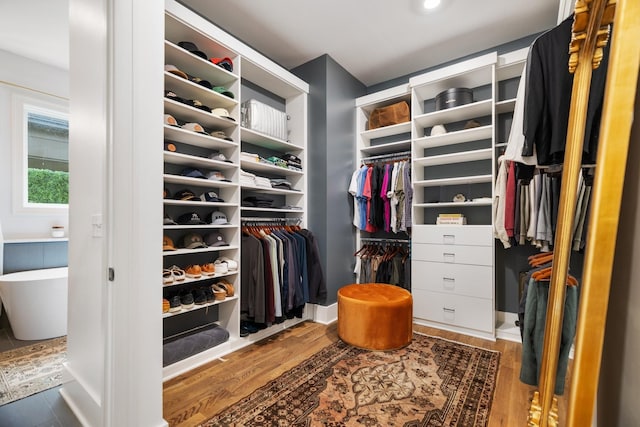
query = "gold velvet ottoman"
xmin=337 ymin=283 xmax=413 ymax=350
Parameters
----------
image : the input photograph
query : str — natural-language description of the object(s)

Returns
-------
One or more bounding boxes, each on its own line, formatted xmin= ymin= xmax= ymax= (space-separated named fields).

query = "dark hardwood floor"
xmin=163 ymin=321 xmax=571 ymax=427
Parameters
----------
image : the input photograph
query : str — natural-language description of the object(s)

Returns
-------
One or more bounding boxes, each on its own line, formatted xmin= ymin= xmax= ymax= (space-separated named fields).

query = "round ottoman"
xmin=337 ymin=283 xmax=413 ymax=350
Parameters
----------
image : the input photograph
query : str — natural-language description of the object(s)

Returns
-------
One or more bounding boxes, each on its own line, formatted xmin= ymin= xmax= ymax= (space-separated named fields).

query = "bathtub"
xmin=0 ymin=267 xmax=68 ymax=340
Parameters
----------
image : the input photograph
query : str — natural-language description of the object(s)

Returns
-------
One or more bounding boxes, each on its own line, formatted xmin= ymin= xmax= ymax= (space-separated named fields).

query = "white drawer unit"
xmin=412 ymin=225 xmax=493 ymax=247
xmin=412 ymin=243 xmax=493 ymax=266
xmin=412 ymin=260 xmax=492 ymax=299
xmin=413 ymin=290 xmax=493 ymax=333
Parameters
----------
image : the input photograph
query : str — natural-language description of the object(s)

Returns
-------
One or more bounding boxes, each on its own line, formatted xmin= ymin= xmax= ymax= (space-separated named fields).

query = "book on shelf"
xmin=436 ymin=213 xmax=466 ymax=225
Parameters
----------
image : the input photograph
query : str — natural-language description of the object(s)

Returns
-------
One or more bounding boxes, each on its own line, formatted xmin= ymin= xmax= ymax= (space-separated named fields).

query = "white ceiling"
xmin=0 ymin=0 xmax=69 ymax=70
xmin=0 ymin=0 xmax=562 ymax=87
xmin=180 ymin=0 xmax=562 ymax=86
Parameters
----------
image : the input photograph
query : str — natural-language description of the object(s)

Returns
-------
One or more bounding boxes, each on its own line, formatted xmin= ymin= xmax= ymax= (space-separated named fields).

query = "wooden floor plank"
xmin=163 ymin=321 xmax=569 ymax=427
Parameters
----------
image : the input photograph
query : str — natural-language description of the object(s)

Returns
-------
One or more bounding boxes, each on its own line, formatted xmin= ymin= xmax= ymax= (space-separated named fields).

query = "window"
xmin=12 ymin=92 xmax=69 ymax=213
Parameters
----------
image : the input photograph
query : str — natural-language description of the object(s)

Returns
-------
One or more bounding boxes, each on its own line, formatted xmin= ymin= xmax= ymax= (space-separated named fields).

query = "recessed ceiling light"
xmin=423 ymin=0 xmax=441 ymax=9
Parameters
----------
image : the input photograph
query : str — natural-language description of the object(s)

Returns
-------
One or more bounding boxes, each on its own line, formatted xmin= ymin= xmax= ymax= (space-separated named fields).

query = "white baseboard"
xmin=496 ymin=311 xmax=522 ymax=343
xmin=312 ymin=302 xmax=337 ymax=324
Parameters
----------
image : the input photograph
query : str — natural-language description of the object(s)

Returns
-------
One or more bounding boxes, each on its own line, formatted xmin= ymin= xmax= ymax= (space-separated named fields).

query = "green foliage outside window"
xmin=28 ymin=168 xmax=69 ymax=204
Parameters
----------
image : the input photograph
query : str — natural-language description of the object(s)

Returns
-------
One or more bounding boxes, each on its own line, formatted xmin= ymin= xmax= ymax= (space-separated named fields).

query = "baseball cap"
xmin=184 ymin=99 xmax=212 ymax=113
xmin=180 ymin=233 xmax=208 ymax=249
xmin=209 ymin=131 xmax=233 ymax=142
xmin=163 ymin=214 xmax=177 ymax=225
xmin=173 ymin=189 xmax=199 ymax=201
xmin=212 ymin=86 xmax=234 ymax=99
xmin=182 ymin=122 xmax=208 ymax=135
xmin=163 ymin=235 xmax=177 ymax=251
xmin=177 ymin=212 xmax=207 ymax=225
xmin=209 ymin=151 xmax=232 ymax=162
xmin=204 ymin=231 xmax=229 ymax=247
xmin=164 ymin=64 xmax=188 ymax=79
xmin=181 ymin=167 xmax=208 ymax=179
xmin=164 ymin=142 xmax=177 ymax=152
xmin=212 ymin=108 xmax=235 ymax=121
xmin=209 ymin=211 xmax=230 ymax=225
xmin=199 ymin=191 xmax=224 ymax=203
xmin=178 ymin=41 xmax=208 ymax=60
xmin=163 ymin=188 xmax=172 ymax=199
xmin=164 ymin=114 xmax=180 ymax=127
xmin=164 ymin=90 xmax=185 ymax=104
xmin=206 ymin=170 xmax=230 ymax=182
xmin=189 ymin=76 xmax=213 ymax=89
xmin=210 ymin=57 xmax=233 ymax=72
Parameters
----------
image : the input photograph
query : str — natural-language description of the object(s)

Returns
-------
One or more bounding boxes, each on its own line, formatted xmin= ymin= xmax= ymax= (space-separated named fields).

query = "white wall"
xmin=0 ymin=49 xmax=69 ymax=239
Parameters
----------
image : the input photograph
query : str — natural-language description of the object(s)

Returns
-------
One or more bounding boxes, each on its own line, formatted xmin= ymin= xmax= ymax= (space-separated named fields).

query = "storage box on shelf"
xmin=163 ymin=2 xmax=308 ymax=380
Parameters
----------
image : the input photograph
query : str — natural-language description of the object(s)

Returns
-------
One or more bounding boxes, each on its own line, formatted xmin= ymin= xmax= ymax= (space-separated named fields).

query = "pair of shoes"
xmin=217 ymin=256 xmax=238 ymax=271
xmin=216 ymin=280 xmax=235 ymax=297
xmin=240 ymin=325 xmax=250 ymax=337
xmin=213 ymin=259 xmax=228 ymax=274
xmin=163 ymin=269 xmax=174 ymax=285
xmin=211 ymin=284 xmax=227 ymax=300
xmin=167 ymin=265 xmax=186 ymax=281
xmin=240 ymin=321 xmax=260 ymax=334
xmin=203 ymin=286 xmax=215 ymax=303
xmin=162 ymin=298 xmax=170 ymax=313
xmin=193 ymin=288 xmax=208 ymax=305
xmin=201 ymin=263 xmax=216 ymax=276
xmin=185 ymin=265 xmax=202 ymax=279
xmin=169 ymin=295 xmax=181 ymax=312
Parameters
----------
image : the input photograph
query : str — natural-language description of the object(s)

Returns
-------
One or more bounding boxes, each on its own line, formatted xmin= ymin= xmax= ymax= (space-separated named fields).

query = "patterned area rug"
xmin=0 ymin=336 xmax=67 ymax=406
xmin=202 ymin=333 xmax=500 ymax=426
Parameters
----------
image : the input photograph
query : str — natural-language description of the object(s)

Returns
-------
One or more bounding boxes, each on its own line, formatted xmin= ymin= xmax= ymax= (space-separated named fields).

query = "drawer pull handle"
xmin=443 ymin=307 xmax=456 ymax=313
xmin=443 ymin=234 xmax=455 ymax=244
xmin=443 ymin=277 xmax=455 ymax=289
xmin=443 ymin=307 xmax=456 ymax=320
xmin=443 ymin=253 xmax=455 ymax=262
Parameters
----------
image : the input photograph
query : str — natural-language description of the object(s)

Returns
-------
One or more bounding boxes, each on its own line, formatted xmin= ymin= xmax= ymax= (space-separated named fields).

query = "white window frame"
xmin=11 ymin=90 xmax=69 ymax=214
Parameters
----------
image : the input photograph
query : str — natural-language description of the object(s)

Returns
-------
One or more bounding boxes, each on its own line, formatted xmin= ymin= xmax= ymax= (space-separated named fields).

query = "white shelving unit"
xmin=162 ymin=1 xmax=308 ymax=381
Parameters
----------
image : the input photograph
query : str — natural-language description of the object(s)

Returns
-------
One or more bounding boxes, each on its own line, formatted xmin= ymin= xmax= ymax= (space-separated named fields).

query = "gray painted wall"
xmin=293 ymin=55 xmax=366 ymax=305
xmin=598 ymin=75 xmax=640 ymax=427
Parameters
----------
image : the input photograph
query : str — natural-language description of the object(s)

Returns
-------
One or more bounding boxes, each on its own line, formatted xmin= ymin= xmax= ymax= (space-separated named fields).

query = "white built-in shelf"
xmin=162 ymin=270 xmax=238 ymax=288
xmin=164 ymin=72 xmax=237 ymax=110
xmin=495 ymin=142 xmax=508 ymax=148
xmin=163 ymin=200 xmax=236 ymax=208
xmin=240 ymin=185 xmax=304 ymax=196
xmin=359 ymin=122 xmax=411 ymax=142
xmin=164 ymin=98 xmax=238 ymax=129
xmin=414 ymin=99 xmax=493 ymax=129
xmin=164 ymin=125 xmax=237 ymax=150
xmin=164 ymin=151 xmax=238 ymax=170
xmin=163 ymin=245 xmax=239 ymax=257
xmin=162 ymin=295 xmax=239 ymax=319
xmin=241 ymin=128 xmax=301 ymax=152
xmin=241 ymin=207 xmax=304 ymax=213
xmin=413 ymin=174 xmax=493 ymax=188
xmin=495 ymin=98 xmax=517 ymax=114
xmin=163 ymin=174 xmax=237 ymax=188
xmin=163 ymin=224 xmax=237 ymax=231
xmin=163 ymin=40 xmax=238 ymax=87
xmin=414 ymin=200 xmax=493 ymax=208
xmin=360 ymin=140 xmax=411 ymax=156
xmin=240 ymin=160 xmax=303 ymax=176
xmin=413 ymin=148 xmax=493 ymax=167
xmin=413 ymin=125 xmax=493 ymax=150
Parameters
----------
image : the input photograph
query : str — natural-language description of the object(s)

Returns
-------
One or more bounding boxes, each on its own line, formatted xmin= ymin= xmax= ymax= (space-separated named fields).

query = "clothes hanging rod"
xmin=241 ymin=217 xmax=302 ymax=224
xmin=360 ymin=237 xmax=410 ymax=244
xmin=361 ymin=151 xmax=412 ymax=163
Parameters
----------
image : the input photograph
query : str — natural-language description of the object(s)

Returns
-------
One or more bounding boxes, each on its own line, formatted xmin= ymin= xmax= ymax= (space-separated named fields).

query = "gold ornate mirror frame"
xmin=527 ymin=0 xmax=640 ymax=425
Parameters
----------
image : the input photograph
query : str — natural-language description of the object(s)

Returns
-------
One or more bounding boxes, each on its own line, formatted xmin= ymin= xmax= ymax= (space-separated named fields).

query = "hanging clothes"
xmin=353 ymin=241 xmax=411 ymax=291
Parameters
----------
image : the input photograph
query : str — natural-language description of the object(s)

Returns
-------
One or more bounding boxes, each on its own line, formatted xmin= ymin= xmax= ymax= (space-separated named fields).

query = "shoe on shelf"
xmin=217 ymin=280 xmax=235 ymax=297
xmin=185 ymin=264 xmax=202 ymax=279
xmin=168 ymin=265 xmax=186 ymax=281
xmin=211 ymin=284 xmax=227 ymax=301
xmin=201 ymin=263 xmax=216 ymax=276
xmin=218 ymin=257 xmax=238 ymax=271
xmin=203 ymin=286 xmax=215 ymax=303
xmin=213 ymin=259 xmax=228 ymax=274
xmin=180 ymin=291 xmax=195 ymax=309
xmin=163 ymin=269 xmax=174 ymax=285
xmin=162 ymin=298 xmax=170 ymax=313
xmin=169 ymin=295 xmax=182 ymax=313
xmin=193 ymin=288 xmax=207 ymax=305
xmin=240 ymin=325 xmax=250 ymax=337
